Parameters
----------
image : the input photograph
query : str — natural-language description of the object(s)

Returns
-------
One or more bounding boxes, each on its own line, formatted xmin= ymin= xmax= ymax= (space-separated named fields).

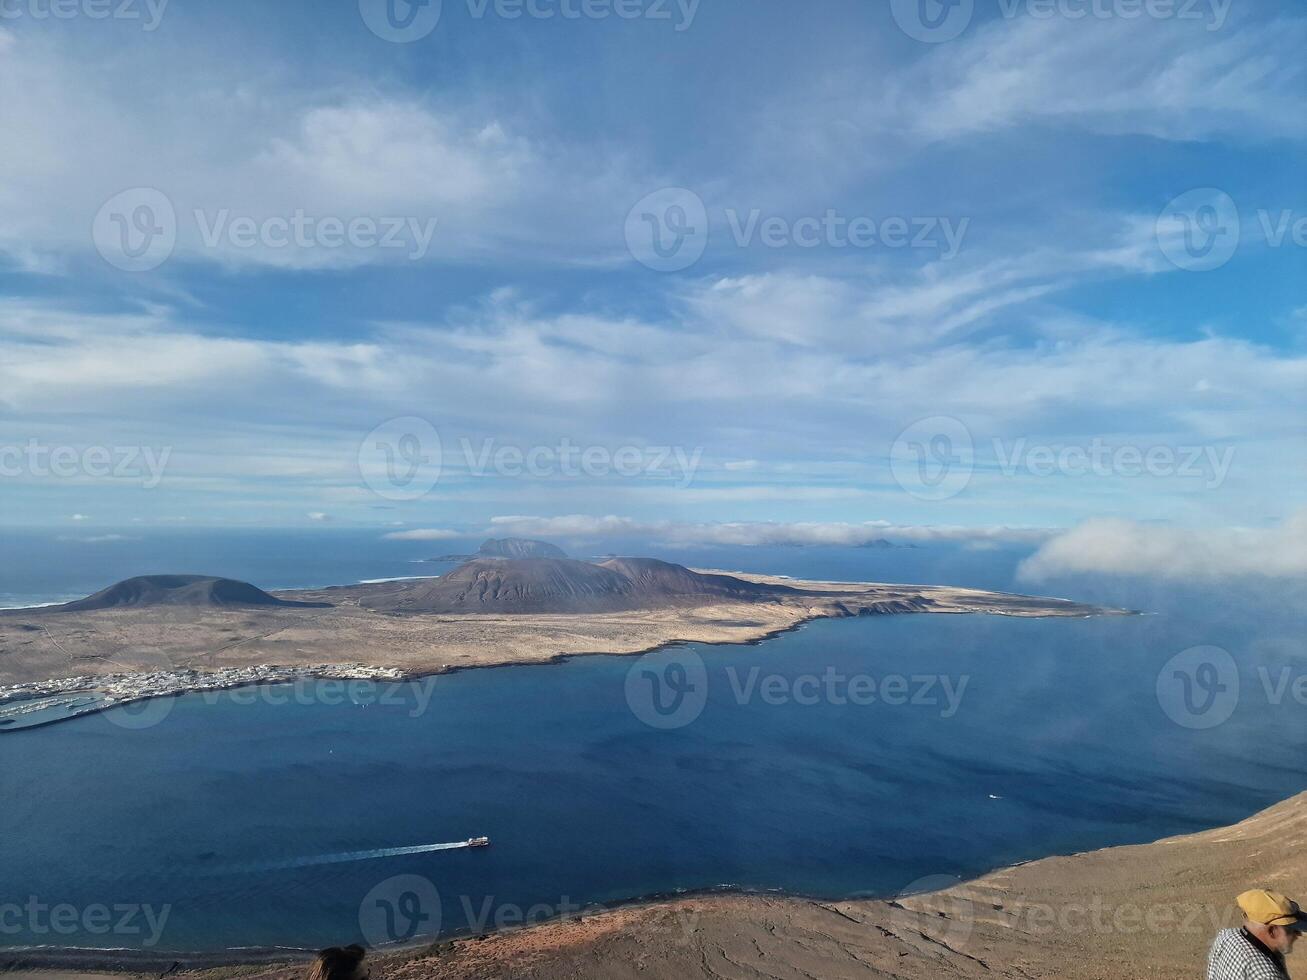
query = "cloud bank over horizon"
xmin=1019 ymin=511 xmax=1307 ymax=581
xmin=0 ymin=2 xmax=1302 ymax=534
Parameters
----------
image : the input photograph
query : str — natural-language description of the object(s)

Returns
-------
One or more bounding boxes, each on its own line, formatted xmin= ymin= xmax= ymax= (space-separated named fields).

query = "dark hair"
xmin=307 ymin=944 xmax=367 ymax=980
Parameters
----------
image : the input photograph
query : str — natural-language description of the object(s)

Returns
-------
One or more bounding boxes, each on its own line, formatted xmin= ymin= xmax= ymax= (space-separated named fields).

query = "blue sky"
xmin=1 ymin=0 xmax=1305 ymax=573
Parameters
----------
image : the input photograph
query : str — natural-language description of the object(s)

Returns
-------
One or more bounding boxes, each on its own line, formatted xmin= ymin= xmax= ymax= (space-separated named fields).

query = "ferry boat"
xmin=466 ymin=836 xmax=491 ymax=848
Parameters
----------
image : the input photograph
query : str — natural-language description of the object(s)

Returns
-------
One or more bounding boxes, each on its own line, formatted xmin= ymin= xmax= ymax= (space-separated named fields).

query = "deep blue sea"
xmin=1 ymin=529 xmax=1304 ymax=954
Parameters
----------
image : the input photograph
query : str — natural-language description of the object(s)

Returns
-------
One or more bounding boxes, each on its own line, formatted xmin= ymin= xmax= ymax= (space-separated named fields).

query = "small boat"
xmin=466 ymin=836 xmax=491 ymax=848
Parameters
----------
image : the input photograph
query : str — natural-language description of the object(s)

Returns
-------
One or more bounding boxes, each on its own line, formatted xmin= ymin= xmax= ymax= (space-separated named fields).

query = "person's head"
xmin=307 ymin=944 xmax=369 ymax=980
xmin=1239 ymin=889 xmax=1307 ymax=955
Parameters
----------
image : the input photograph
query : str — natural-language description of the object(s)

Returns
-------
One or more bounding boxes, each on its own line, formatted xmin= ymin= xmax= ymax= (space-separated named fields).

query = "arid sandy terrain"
xmin=8 ymin=791 xmax=1303 ymax=980
xmin=0 ymin=570 xmax=1123 ymax=689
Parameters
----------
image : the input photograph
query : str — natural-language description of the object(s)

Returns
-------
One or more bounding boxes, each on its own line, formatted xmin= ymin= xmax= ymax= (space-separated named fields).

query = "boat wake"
xmin=215 ymin=840 xmax=483 ymax=874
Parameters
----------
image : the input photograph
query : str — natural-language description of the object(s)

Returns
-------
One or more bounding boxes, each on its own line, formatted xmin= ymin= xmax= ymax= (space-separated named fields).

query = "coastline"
xmin=5 ymin=791 xmax=1304 ymax=979
xmin=0 ymin=568 xmax=1133 ymax=732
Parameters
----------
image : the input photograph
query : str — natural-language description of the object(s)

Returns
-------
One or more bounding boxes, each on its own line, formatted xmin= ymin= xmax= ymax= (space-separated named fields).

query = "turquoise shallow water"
xmin=3 ymin=589 xmax=1306 ymax=954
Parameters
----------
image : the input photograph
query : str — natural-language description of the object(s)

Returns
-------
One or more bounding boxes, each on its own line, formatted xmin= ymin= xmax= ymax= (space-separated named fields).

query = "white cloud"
xmin=487 ymin=515 xmax=1051 ymax=548
xmin=680 ymin=224 xmax=1166 ymax=354
xmin=2 ymin=278 xmax=1304 ymax=529
xmin=0 ymin=35 xmax=635 ymax=271
xmin=900 ymin=12 xmax=1307 ymax=142
xmin=1018 ymin=511 xmax=1307 ymax=581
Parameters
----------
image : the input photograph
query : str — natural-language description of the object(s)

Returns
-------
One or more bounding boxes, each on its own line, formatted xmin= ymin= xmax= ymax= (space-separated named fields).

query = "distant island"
xmin=0 ymin=557 xmax=1132 ymax=730
xmin=57 ymin=574 xmax=330 ymax=612
xmin=427 ymin=537 xmax=569 ymax=562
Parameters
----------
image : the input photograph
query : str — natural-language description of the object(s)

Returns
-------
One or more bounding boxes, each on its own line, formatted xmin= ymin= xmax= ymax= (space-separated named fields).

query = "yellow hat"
xmin=1238 ymin=890 xmax=1307 ymax=929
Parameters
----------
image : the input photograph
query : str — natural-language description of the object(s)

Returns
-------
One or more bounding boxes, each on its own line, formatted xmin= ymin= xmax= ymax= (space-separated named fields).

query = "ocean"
xmin=1 ymin=529 xmax=1304 ymax=953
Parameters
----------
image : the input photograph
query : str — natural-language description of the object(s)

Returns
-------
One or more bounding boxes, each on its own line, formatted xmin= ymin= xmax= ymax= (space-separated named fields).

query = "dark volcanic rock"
xmin=50 ymin=575 xmax=327 ymax=612
xmin=363 ymin=558 xmax=636 ymax=613
xmin=477 ymin=538 xmax=568 ymax=559
xmin=596 ymin=557 xmax=798 ymax=600
xmin=362 ymin=557 xmax=800 ymax=614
